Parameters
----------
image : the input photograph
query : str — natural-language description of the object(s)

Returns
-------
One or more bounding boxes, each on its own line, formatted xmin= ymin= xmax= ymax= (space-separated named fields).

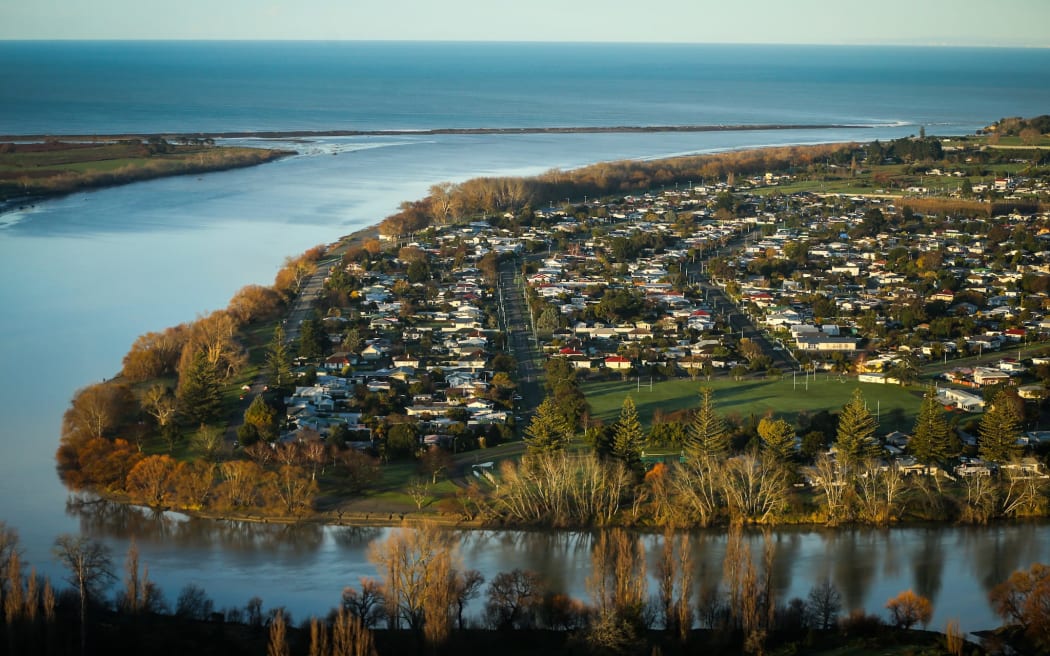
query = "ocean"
xmin=1 ymin=40 xmax=1049 ymax=624
xmin=2 ymin=41 xmax=1049 ymax=135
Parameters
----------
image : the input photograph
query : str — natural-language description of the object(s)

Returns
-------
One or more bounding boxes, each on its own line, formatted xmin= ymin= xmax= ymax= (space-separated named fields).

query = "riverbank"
xmin=0 ymin=140 xmax=294 ymax=205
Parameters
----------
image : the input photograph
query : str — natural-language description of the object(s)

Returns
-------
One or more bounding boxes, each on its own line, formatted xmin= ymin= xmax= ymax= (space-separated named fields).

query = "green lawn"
xmin=582 ymin=376 xmax=926 ymax=434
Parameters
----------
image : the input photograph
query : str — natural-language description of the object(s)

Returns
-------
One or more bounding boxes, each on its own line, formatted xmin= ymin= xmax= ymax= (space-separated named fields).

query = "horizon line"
xmin=1 ymin=38 xmax=1048 ymax=49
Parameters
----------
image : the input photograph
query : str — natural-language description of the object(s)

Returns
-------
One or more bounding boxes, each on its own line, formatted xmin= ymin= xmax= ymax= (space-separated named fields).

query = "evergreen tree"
xmin=611 ymin=395 xmax=644 ymax=470
xmin=758 ymin=417 xmax=796 ymax=462
xmin=834 ymin=388 xmax=881 ymax=470
xmin=298 ymin=313 xmax=326 ymax=360
xmin=524 ymin=396 xmax=573 ymax=454
xmin=177 ymin=349 xmax=222 ymax=424
xmin=265 ymin=324 xmax=294 ymax=391
xmin=979 ymin=389 xmax=1022 ymax=464
xmin=909 ymin=388 xmax=957 ymax=467
xmin=689 ymin=388 xmax=729 ymax=461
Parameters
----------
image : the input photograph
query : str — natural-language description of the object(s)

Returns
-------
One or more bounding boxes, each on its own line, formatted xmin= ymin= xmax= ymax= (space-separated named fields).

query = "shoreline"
xmin=0 ymin=123 xmax=857 ymax=142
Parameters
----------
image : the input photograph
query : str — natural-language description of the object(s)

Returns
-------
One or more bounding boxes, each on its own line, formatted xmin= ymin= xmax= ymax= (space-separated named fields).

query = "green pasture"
xmin=582 ymin=376 xmax=927 ymax=434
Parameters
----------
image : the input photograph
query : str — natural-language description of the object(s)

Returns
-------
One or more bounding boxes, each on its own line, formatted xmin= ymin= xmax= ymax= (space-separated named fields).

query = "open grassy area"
xmin=0 ymin=141 xmax=290 ymax=200
xmin=582 ymin=376 xmax=926 ymax=434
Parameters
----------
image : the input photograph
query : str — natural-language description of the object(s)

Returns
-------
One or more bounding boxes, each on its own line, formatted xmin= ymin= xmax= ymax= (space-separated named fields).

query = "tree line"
xmin=1 ymin=519 xmax=1004 ymax=656
xmin=503 ymin=383 xmax=1045 ymax=529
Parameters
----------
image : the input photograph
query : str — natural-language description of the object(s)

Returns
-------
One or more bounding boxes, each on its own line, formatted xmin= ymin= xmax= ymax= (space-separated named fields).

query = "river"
xmin=1 ymin=128 xmax=1046 ymax=632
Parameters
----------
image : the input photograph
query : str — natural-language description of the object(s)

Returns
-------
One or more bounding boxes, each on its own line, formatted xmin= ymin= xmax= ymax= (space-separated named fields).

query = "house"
xmin=795 ymin=335 xmax=858 ymax=352
xmin=604 ymin=355 xmax=632 ymax=370
xmin=937 ymin=388 xmax=985 ymax=412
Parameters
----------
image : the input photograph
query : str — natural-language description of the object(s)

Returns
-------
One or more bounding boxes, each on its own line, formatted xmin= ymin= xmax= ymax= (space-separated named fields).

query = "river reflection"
xmin=65 ymin=500 xmax=1050 ymax=630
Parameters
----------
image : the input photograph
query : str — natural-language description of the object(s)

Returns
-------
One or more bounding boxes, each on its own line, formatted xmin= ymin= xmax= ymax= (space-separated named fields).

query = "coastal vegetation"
xmin=0 ymin=139 xmax=292 ymax=203
xmin=0 ymin=518 xmax=1020 ymax=655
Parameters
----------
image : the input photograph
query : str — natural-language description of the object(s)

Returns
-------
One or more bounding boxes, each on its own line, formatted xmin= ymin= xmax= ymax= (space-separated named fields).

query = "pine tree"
xmin=265 ymin=325 xmax=294 ymax=390
xmin=909 ymin=388 xmax=956 ymax=467
xmin=835 ymin=388 xmax=880 ymax=470
xmin=177 ymin=349 xmax=223 ymax=424
xmin=689 ymin=388 xmax=729 ymax=461
xmin=611 ymin=395 xmax=644 ymax=470
xmin=244 ymin=395 xmax=278 ymax=442
xmin=979 ymin=389 xmax=1022 ymax=464
xmin=758 ymin=417 xmax=796 ymax=462
xmin=524 ymin=396 xmax=573 ymax=454
xmin=298 ymin=313 xmax=326 ymax=360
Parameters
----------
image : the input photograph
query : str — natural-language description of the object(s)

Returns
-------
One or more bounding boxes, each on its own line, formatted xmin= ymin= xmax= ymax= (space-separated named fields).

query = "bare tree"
xmin=268 ymin=609 xmax=289 ymax=656
xmin=809 ymin=453 xmax=852 ymax=525
xmin=342 ymin=577 xmax=386 ymax=628
xmin=806 ymin=579 xmax=842 ymax=630
xmin=367 ymin=522 xmax=457 ymax=631
xmin=53 ymin=535 xmax=115 ymax=655
xmin=671 ymin=455 xmax=722 ymax=527
xmin=719 ymin=453 xmax=789 ymax=524
xmin=484 ymin=569 xmax=544 ymax=630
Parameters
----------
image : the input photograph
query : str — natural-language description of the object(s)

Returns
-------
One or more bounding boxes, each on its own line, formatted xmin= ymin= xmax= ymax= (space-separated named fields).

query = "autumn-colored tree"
xmin=177 ymin=310 xmax=245 ymax=381
xmin=121 ymin=326 xmax=187 ymax=381
xmin=367 ymin=522 xmax=457 ymax=632
xmin=125 ymin=455 xmax=178 ymax=507
xmin=227 ymin=284 xmax=283 ymax=324
xmin=885 ymin=589 xmax=933 ymax=629
xmin=990 ymin=562 xmax=1050 ymax=650
xmin=61 ymin=383 xmax=137 ymax=446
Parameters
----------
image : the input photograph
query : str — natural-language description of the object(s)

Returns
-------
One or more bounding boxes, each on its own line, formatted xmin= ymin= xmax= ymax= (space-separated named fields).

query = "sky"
xmin=1 ymin=0 xmax=1049 ymax=47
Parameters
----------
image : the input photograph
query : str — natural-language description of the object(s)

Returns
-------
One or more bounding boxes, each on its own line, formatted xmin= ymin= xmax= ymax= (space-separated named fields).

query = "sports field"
xmin=582 ymin=375 xmax=929 ymax=433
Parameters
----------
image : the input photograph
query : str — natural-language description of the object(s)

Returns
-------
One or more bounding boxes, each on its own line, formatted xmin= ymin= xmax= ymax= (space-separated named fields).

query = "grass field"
xmin=582 ymin=375 xmax=928 ymax=434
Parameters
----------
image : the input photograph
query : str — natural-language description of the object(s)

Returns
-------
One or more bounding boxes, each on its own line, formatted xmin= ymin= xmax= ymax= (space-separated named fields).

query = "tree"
xmin=807 ymin=579 xmax=842 ymax=630
xmin=142 ymin=384 xmax=178 ymax=449
xmin=53 ymin=535 xmax=115 ymax=655
xmin=191 ymin=423 xmax=225 ymax=461
xmin=909 ymin=388 xmax=956 ymax=467
xmin=886 ymin=589 xmax=933 ymax=629
xmin=758 ymin=417 xmax=796 ymax=462
xmin=61 ymin=383 xmax=136 ymax=445
xmin=125 ymin=455 xmax=178 ymax=507
xmin=979 ymin=389 xmax=1022 ymax=464
xmin=689 ymin=387 xmax=730 ymax=461
xmin=524 ymin=396 xmax=573 ymax=454
xmin=298 ymin=313 xmax=326 ymax=360
xmin=485 ymin=569 xmax=544 ymax=630
xmin=367 ymin=522 xmax=456 ymax=632
xmin=611 ymin=395 xmax=644 ymax=471
xmin=268 ymin=609 xmax=289 ymax=656
xmin=177 ymin=349 xmax=223 ymax=425
xmin=990 ymin=562 xmax=1050 ymax=650
xmin=175 ymin=583 xmax=215 ymax=620
xmin=244 ymin=395 xmax=279 ymax=443
xmin=265 ymin=325 xmax=294 ymax=390
xmin=834 ymin=388 xmax=881 ymax=471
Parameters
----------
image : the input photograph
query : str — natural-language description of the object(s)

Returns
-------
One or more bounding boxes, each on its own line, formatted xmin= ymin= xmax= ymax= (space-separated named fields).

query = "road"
xmin=497 ymin=257 xmax=544 ymax=419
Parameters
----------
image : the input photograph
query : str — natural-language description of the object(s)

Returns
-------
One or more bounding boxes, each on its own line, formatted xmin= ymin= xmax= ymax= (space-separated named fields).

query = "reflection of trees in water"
xmin=67 ymin=495 xmax=326 ymax=558
xmin=967 ymin=524 xmax=1050 ymax=595
xmin=330 ymin=526 xmax=383 ymax=549
xmin=910 ymin=528 xmax=944 ymax=602
xmin=828 ymin=529 xmax=878 ymax=611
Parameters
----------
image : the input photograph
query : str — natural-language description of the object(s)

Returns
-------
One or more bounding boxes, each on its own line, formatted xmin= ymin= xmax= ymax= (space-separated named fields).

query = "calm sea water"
xmin=1 ymin=41 xmax=1049 ymax=628
xmin=2 ymin=41 xmax=1050 ymax=134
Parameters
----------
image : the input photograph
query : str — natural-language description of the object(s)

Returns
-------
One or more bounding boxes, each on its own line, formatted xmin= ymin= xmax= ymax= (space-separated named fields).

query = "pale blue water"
xmin=0 ymin=41 xmax=1049 ymax=628
xmin=2 ymin=41 xmax=1049 ymax=134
